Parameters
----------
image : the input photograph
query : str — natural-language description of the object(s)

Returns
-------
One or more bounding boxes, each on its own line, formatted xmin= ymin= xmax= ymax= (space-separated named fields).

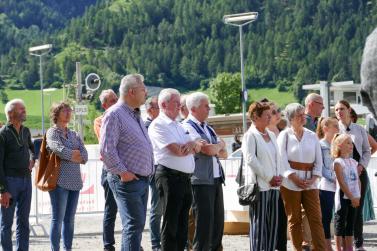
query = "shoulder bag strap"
xmin=239 ymin=133 xmax=258 ymax=187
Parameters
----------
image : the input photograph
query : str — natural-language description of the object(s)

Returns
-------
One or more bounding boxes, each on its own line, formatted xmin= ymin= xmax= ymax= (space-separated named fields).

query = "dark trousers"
xmin=276 ymin=193 xmax=287 ymax=251
xmin=155 ymin=166 xmax=192 ymax=251
xmin=101 ymin=168 xmax=118 ymax=250
xmin=192 ymin=179 xmax=224 ymax=251
xmin=149 ymin=174 xmax=162 ymax=249
xmin=0 ymin=176 xmax=32 ymax=251
xmin=319 ymin=190 xmax=335 ymax=239
xmin=354 ymin=169 xmax=368 ymax=248
xmin=335 ymin=191 xmax=356 ymax=237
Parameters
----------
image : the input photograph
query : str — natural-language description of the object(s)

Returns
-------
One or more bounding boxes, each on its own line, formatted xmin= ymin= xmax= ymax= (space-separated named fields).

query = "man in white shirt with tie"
xmin=183 ymin=92 xmax=227 ymax=251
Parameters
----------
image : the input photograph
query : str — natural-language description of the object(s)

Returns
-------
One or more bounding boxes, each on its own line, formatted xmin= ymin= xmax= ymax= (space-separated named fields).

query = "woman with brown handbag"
xmin=45 ymin=102 xmax=88 ymax=251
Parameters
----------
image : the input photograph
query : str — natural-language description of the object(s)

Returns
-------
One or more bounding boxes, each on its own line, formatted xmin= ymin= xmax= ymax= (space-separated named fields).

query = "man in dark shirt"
xmin=93 ymin=89 xmax=118 ymax=251
xmin=144 ymin=96 xmax=161 ymax=251
xmin=304 ymin=93 xmax=324 ymax=131
xmin=302 ymin=93 xmax=324 ymax=250
xmin=0 ymin=99 xmax=35 ymax=251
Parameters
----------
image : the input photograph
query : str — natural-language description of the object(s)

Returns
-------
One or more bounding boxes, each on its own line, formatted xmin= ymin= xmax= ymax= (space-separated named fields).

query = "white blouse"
xmin=277 ymin=127 xmax=322 ymax=191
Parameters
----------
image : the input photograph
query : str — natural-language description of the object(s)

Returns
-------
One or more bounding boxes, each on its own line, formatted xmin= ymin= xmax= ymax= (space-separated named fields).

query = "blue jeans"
xmin=149 ymin=174 xmax=162 ymax=249
xmin=0 ymin=176 xmax=32 ymax=251
xmin=101 ymin=168 xmax=118 ymax=250
xmin=48 ymin=186 xmax=80 ymax=251
xmin=107 ymin=173 xmax=148 ymax=251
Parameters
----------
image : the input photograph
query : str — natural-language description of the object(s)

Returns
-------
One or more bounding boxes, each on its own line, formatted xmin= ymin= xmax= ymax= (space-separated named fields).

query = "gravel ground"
xmin=25 ymin=214 xmax=377 ymax=251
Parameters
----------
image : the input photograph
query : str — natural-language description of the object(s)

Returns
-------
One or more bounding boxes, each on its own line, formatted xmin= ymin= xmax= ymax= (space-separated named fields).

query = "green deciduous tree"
xmin=209 ymin=72 xmax=241 ymax=114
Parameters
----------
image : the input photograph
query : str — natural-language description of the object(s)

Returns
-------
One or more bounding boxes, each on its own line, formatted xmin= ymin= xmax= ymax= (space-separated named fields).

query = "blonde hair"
xmin=316 ymin=117 xmax=338 ymax=139
xmin=331 ymin=133 xmax=352 ymax=158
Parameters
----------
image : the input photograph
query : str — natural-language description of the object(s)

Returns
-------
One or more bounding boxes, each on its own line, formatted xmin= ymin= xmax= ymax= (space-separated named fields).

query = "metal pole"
xmin=76 ymin=62 xmax=84 ymax=139
xmin=320 ymin=81 xmax=330 ymax=117
xmin=239 ymin=25 xmax=247 ymax=134
xmin=40 ymin=55 xmax=44 ymax=135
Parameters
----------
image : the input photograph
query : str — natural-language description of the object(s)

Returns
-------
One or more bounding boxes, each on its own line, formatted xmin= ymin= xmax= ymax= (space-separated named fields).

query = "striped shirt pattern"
xmin=100 ymin=102 xmax=154 ymax=176
xmin=46 ymin=127 xmax=88 ymax=191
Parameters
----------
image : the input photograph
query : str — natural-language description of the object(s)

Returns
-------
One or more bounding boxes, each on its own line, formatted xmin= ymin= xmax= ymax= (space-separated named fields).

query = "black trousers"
xmin=276 ymin=193 xmax=287 ymax=251
xmin=155 ymin=166 xmax=192 ymax=251
xmin=354 ymin=169 xmax=369 ymax=248
xmin=192 ymin=179 xmax=224 ymax=251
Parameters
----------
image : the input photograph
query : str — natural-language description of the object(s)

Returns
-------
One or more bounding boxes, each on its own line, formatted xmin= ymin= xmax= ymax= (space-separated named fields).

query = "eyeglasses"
xmin=271 ymin=108 xmax=281 ymax=115
xmin=313 ymin=101 xmax=324 ymax=106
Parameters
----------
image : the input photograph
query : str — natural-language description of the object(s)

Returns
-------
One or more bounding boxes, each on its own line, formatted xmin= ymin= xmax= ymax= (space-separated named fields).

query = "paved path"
xmin=26 ymin=214 xmax=377 ymax=250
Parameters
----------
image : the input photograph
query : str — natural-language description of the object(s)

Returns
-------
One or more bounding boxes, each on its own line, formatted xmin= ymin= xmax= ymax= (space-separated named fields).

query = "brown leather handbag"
xmin=35 ymin=133 xmax=61 ymax=191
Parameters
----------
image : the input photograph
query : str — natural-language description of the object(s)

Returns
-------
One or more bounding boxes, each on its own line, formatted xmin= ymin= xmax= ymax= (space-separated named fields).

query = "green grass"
xmin=247 ymin=88 xmax=298 ymax=108
xmin=0 ymin=89 xmax=64 ymax=128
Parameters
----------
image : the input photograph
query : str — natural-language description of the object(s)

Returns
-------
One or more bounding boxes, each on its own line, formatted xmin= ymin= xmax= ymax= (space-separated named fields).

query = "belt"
xmin=156 ymin=165 xmax=191 ymax=178
xmin=114 ymin=173 xmax=148 ymax=180
xmin=288 ymin=161 xmax=314 ymax=171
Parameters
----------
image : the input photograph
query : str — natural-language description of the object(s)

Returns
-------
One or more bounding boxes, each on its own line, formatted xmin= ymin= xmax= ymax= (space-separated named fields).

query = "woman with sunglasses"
xmin=267 ymin=103 xmax=282 ymax=137
xmin=335 ymin=100 xmax=371 ymax=250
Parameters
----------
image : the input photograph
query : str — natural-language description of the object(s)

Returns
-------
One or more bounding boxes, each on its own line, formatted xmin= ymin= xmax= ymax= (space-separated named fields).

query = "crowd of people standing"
xmin=0 ymin=73 xmax=375 ymax=251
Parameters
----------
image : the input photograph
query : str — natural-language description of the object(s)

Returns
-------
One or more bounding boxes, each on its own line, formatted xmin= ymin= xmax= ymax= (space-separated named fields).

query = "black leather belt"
xmin=156 ymin=164 xmax=191 ymax=178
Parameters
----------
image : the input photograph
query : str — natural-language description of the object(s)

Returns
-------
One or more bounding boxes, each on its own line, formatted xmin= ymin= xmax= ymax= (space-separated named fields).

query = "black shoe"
xmin=104 ymin=247 xmax=115 ymax=251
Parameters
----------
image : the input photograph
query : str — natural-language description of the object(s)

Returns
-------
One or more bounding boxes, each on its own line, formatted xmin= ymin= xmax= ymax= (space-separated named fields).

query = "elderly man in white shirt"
xmin=148 ymin=88 xmax=201 ymax=251
xmin=277 ymin=103 xmax=326 ymax=251
xmin=183 ymin=92 xmax=227 ymax=251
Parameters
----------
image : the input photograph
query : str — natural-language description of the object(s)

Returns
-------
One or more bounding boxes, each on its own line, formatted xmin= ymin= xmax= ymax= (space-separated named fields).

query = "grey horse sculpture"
xmin=361 ymin=28 xmax=377 ymax=118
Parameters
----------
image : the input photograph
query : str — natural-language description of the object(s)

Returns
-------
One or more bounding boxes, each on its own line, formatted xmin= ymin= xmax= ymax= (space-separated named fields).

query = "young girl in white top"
xmin=332 ymin=133 xmax=361 ymax=251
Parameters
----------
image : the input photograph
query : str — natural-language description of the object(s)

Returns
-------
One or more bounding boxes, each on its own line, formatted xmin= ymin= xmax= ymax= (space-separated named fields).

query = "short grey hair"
xmin=304 ymin=93 xmax=322 ymax=106
xmin=158 ymin=88 xmax=180 ymax=108
xmin=119 ymin=73 xmax=144 ymax=96
xmin=4 ymin=99 xmax=25 ymax=121
xmin=99 ymin=89 xmax=116 ymax=104
xmin=186 ymin=92 xmax=209 ymax=111
xmin=145 ymin=96 xmax=158 ymax=110
xmin=284 ymin=103 xmax=305 ymax=122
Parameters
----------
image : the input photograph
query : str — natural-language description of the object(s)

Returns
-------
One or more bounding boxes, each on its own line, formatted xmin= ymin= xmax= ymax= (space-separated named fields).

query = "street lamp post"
xmin=223 ymin=12 xmax=258 ymax=134
xmin=28 ymin=44 xmax=52 ymax=237
xmin=29 ymin=44 xmax=53 ymax=135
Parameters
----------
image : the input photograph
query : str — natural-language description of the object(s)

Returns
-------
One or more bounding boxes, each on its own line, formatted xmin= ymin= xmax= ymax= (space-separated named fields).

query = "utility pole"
xmin=76 ymin=62 xmax=84 ymax=139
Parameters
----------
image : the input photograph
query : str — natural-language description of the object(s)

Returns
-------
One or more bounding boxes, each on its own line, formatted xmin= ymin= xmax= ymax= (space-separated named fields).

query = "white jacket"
xmin=242 ymin=125 xmax=283 ymax=191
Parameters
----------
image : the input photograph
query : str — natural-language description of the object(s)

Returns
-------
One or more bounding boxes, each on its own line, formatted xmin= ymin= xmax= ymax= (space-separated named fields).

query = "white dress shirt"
xmin=148 ymin=112 xmax=195 ymax=173
xmin=183 ymin=114 xmax=220 ymax=178
xmin=277 ymin=127 xmax=322 ymax=191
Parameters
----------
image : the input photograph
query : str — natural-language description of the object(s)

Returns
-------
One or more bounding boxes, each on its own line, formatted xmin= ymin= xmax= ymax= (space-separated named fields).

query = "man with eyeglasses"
xmin=144 ymin=96 xmax=162 ymax=251
xmin=304 ymin=93 xmax=324 ymax=132
xmin=300 ymin=92 xmax=325 ymax=251
xmin=100 ymin=74 xmax=154 ymax=251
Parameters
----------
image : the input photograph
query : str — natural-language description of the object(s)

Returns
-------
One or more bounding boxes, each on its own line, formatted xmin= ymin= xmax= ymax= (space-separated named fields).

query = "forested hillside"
xmin=1 ymin=0 xmax=377 ymax=100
